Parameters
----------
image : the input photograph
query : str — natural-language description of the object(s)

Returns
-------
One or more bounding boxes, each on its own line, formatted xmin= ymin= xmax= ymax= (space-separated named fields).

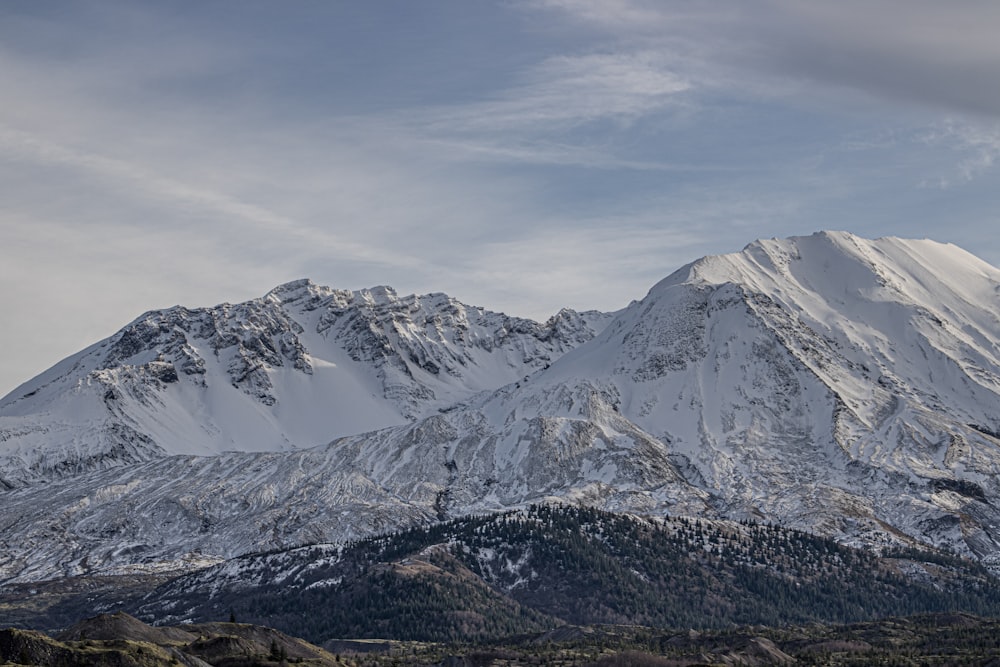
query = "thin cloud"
xmin=413 ymin=136 xmax=741 ymax=172
xmin=0 ymin=124 xmax=432 ymax=272
xmin=919 ymin=120 xmax=1000 ymax=187
xmin=534 ymin=0 xmax=1000 ymax=119
xmin=386 ymin=49 xmax=694 ymax=172
xmin=523 ymin=0 xmax=671 ymax=31
xmin=753 ymin=1 xmax=1000 ymax=118
xmin=420 ymin=52 xmax=689 ymax=133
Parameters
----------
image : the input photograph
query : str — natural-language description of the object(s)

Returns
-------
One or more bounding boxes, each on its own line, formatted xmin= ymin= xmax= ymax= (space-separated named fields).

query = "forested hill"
xmin=134 ymin=505 xmax=1000 ymax=644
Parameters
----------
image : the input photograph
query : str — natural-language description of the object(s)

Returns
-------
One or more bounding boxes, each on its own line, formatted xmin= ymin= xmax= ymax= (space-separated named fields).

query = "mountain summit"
xmin=3 ymin=231 xmax=1000 ymax=582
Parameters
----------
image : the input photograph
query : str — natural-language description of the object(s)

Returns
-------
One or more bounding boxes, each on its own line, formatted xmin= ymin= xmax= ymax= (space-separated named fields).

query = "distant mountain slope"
xmin=3 ymin=231 xmax=1000 ymax=583
xmin=0 ymin=280 xmax=612 ymax=485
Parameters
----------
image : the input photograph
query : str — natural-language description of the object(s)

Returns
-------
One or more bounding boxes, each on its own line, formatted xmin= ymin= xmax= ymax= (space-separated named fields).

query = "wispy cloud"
xmin=0 ymin=123 xmax=441 ymax=272
xmin=952 ymin=126 xmax=1000 ymax=181
xmin=919 ymin=120 xmax=1000 ymax=187
xmin=376 ymin=49 xmax=696 ymax=171
xmin=532 ymin=0 xmax=1000 ymax=119
xmin=417 ymin=51 xmax=689 ymax=134
xmin=523 ymin=0 xmax=672 ymax=31
xmin=412 ymin=135 xmax=742 ymax=172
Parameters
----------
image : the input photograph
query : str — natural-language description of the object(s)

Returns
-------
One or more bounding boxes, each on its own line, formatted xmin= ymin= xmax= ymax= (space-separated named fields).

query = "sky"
xmin=2 ymin=0 xmax=1000 ymax=397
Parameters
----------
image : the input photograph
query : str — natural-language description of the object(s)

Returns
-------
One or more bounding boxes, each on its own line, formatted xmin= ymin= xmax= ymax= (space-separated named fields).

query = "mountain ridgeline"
xmin=2 ymin=231 xmax=1000 ymax=585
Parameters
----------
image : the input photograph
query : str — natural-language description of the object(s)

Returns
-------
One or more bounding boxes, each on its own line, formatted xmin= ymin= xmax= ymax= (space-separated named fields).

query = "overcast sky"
xmin=2 ymin=0 xmax=1000 ymax=396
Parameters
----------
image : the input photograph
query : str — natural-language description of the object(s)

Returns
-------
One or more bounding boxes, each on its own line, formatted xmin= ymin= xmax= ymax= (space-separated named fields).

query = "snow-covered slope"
xmin=311 ymin=232 xmax=1000 ymax=560
xmin=490 ymin=232 xmax=1000 ymax=555
xmin=0 ymin=280 xmax=613 ymax=486
xmin=4 ymin=231 xmax=1000 ymax=583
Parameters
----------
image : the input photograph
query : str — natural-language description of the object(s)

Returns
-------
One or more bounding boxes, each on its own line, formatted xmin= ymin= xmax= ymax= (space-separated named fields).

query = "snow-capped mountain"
xmin=3 ymin=231 xmax=1000 ymax=583
xmin=315 ymin=231 xmax=1000 ymax=557
xmin=0 ymin=281 xmax=612 ymax=486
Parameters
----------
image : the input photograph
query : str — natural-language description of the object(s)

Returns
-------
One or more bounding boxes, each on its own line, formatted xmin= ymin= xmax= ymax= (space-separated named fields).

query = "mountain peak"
xmin=357 ymin=285 xmax=399 ymax=305
xmin=648 ymin=230 xmax=997 ymax=302
xmin=266 ymin=277 xmax=317 ymax=299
